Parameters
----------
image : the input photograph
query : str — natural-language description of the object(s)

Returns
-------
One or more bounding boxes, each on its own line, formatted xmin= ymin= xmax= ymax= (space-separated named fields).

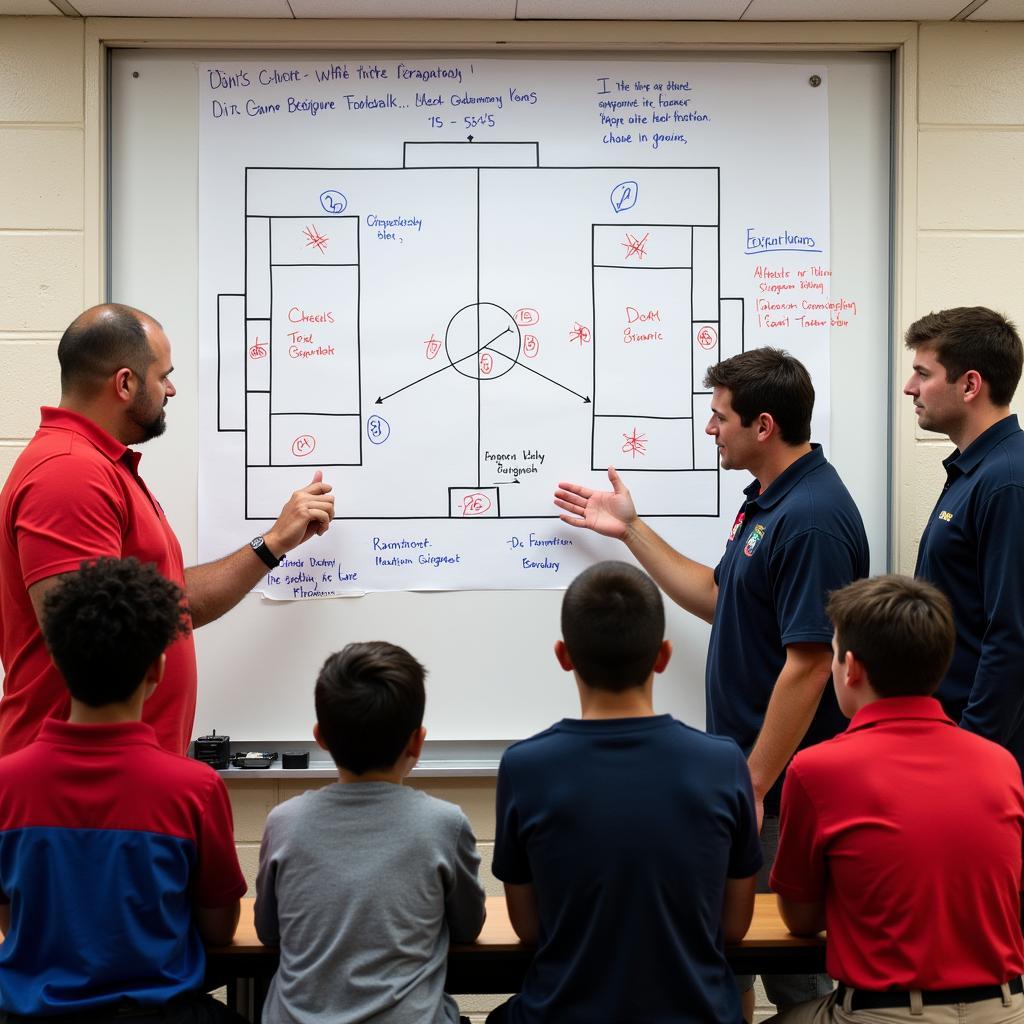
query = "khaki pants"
xmin=764 ymin=985 xmax=1024 ymax=1024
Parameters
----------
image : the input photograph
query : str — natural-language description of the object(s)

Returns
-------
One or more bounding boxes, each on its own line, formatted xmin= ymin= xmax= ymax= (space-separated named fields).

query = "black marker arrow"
xmin=483 ymin=346 xmax=592 ymax=403
xmin=376 ymin=338 xmax=503 ymax=404
xmin=376 ymin=361 xmax=454 ymax=403
xmin=493 ymin=479 xmax=520 ymax=485
xmin=467 ymin=134 xmax=474 ymax=142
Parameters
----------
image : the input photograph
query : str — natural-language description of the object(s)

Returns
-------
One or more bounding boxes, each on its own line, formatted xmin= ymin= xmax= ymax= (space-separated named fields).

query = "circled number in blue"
xmin=610 ymin=180 xmax=638 ymax=214
xmin=367 ymin=414 xmax=391 ymax=445
xmin=320 ymin=190 xmax=348 ymax=214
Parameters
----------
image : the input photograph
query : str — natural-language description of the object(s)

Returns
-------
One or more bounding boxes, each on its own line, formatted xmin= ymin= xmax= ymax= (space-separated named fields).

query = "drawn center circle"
xmin=445 ymin=302 xmax=521 ymax=381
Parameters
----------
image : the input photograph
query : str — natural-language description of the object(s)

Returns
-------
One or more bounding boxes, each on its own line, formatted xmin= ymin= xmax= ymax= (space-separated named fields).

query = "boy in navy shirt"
xmin=489 ymin=561 xmax=762 ymax=1024
xmin=0 ymin=557 xmax=246 ymax=1022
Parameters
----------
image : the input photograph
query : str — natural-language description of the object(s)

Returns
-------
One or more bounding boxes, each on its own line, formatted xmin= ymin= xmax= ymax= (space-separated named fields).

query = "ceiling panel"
xmin=744 ymin=0 xmax=966 ymax=17
xmin=517 ymin=0 xmax=748 ymax=17
xmin=290 ymin=0 xmax=515 ymax=15
xmin=0 ymin=0 xmax=62 ymax=12
xmin=70 ymin=0 xmax=290 ymax=14
xmin=967 ymin=0 xmax=1024 ymax=19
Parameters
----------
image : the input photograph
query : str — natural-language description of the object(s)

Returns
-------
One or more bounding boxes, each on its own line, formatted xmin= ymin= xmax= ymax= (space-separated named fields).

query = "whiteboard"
xmin=110 ymin=48 xmax=891 ymax=748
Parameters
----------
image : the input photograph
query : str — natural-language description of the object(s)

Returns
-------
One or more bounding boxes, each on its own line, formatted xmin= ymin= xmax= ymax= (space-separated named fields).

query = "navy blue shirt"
xmin=915 ymin=415 xmax=1024 ymax=766
xmin=707 ymin=445 xmax=869 ymax=813
xmin=492 ymin=715 xmax=761 ymax=1024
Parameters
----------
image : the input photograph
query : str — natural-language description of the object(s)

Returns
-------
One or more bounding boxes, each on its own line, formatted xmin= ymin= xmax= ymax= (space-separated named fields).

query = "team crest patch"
xmin=728 ymin=511 xmax=746 ymax=542
xmin=938 ymin=510 xmax=953 ymax=522
xmin=743 ymin=524 xmax=766 ymax=557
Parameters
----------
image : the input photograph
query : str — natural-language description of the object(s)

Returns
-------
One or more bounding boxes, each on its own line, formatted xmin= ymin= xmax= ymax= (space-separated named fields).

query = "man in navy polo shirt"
xmin=556 ymin=348 xmax=869 ymax=1017
xmin=904 ymin=306 xmax=1024 ymax=769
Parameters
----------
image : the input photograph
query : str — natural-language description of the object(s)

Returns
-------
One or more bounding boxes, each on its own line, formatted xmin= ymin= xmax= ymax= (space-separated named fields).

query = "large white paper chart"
xmin=198 ymin=57 xmax=830 ymax=595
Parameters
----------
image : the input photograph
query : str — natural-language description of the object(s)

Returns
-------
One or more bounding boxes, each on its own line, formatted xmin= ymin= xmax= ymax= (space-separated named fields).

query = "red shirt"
xmin=0 ymin=408 xmax=197 ymax=755
xmin=771 ymin=696 xmax=1024 ymax=989
xmin=0 ymin=719 xmax=246 ymax=1014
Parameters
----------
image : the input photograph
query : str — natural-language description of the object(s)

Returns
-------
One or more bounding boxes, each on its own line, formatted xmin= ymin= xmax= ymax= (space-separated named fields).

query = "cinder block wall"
xmin=898 ymin=23 xmax=1024 ymax=554
xmin=0 ymin=19 xmax=86 ymax=482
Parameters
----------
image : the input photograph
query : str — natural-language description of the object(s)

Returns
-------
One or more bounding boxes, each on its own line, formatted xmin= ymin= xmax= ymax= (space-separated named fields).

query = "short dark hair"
xmin=827 ymin=575 xmax=954 ymax=698
xmin=703 ymin=347 xmax=814 ymax=445
xmin=315 ymin=642 xmax=426 ymax=774
xmin=41 ymin=557 xmax=191 ymax=707
xmin=560 ymin=561 xmax=665 ymax=692
xmin=905 ymin=307 xmax=1023 ymax=406
xmin=57 ymin=304 xmax=158 ymax=395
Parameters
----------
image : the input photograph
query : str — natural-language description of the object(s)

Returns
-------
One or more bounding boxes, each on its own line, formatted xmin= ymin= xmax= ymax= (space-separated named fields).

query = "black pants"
xmin=485 ymin=1002 xmax=512 ymax=1024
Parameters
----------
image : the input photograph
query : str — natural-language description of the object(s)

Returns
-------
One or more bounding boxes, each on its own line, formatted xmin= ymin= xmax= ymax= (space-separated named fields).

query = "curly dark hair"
xmin=42 ymin=557 xmax=191 ymax=707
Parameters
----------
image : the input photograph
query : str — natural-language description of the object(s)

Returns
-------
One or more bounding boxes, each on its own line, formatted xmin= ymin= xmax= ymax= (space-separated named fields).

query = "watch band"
xmin=250 ymin=535 xmax=281 ymax=569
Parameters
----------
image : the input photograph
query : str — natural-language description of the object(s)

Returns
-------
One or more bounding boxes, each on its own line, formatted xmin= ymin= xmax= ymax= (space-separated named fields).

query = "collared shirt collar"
xmin=39 ymin=406 xmax=140 ymax=471
xmin=944 ymin=414 xmax=1020 ymax=479
xmin=846 ymin=695 xmax=952 ymax=734
xmin=38 ymin=717 xmax=160 ymax=748
xmin=743 ymin=444 xmax=825 ymax=511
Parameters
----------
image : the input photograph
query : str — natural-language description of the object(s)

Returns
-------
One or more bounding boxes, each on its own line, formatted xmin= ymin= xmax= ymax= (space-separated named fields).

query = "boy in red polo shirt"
xmin=768 ymin=575 xmax=1024 ymax=1023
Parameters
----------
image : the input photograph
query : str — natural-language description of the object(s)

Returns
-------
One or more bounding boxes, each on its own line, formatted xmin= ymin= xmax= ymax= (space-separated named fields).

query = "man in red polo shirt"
xmin=767 ymin=575 xmax=1024 ymax=1023
xmin=0 ymin=303 xmax=335 ymax=755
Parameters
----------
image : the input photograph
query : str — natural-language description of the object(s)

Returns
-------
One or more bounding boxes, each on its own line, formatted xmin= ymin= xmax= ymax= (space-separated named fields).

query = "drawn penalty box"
xmin=232 ymin=213 xmax=361 ymax=468
xmin=590 ymin=216 xmax=743 ymax=479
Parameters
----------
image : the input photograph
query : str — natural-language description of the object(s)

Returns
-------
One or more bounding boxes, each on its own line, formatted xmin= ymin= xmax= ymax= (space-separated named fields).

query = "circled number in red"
xmin=291 ymin=435 xmax=316 ymax=458
xmin=697 ymin=326 xmax=718 ymax=350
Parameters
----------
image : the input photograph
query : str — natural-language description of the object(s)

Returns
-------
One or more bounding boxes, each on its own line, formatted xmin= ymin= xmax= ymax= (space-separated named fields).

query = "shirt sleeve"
xmin=253 ymin=808 xmax=281 ymax=946
xmin=960 ymin=484 xmax=1024 ymax=744
xmin=728 ymin=746 xmax=764 ymax=879
xmin=13 ymin=458 xmax=128 ymax=587
xmin=768 ymin=762 xmax=826 ymax=902
xmin=771 ymin=528 xmax=857 ymax=646
xmin=194 ymin=774 xmax=247 ymax=909
xmin=443 ymin=810 xmax=487 ymax=943
xmin=491 ymin=756 xmax=532 ymax=885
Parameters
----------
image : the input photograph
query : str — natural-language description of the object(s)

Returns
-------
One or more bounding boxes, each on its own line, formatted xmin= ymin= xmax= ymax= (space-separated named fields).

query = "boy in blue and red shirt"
xmin=0 ymin=557 xmax=247 ymax=1022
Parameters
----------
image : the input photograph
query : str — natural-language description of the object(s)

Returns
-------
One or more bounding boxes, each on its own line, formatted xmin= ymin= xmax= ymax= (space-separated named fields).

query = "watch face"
xmin=250 ymin=537 xmax=262 ymax=550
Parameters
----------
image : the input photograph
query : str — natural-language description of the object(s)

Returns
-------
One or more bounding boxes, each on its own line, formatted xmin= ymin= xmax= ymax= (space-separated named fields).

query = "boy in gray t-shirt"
xmin=254 ymin=642 xmax=486 ymax=1024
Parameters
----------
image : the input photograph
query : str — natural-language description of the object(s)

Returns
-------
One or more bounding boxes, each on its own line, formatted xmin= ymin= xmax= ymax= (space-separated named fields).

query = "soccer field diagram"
xmin=214 ymin=143 xmax=744 ymax=523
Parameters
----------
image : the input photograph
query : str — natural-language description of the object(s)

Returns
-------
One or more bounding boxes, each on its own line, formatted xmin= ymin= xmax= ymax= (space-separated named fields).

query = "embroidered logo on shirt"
xmin=938 ymin=510 xmax=953 ymax=522
xmin=728 ymin=511 xmax=746 ymax=542
xmin=743 ymin=523 xmax=766 ymax=557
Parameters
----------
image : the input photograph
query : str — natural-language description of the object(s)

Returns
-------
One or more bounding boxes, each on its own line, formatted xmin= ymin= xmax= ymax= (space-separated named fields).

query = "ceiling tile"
xmin=517 ymin=0 xmax=749 ymax=17
xmin=967 ymin=0 xmax=1024 ymax=19
xmin=69 ymin=0 xmax=290 ymax=15
xmin=743 ymin=0 xmax=966 ymax=18
xmin=289 ymin=0 xmax=516 ymax=16
xmin=0 ymin=0 xmax=62 ymax=12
